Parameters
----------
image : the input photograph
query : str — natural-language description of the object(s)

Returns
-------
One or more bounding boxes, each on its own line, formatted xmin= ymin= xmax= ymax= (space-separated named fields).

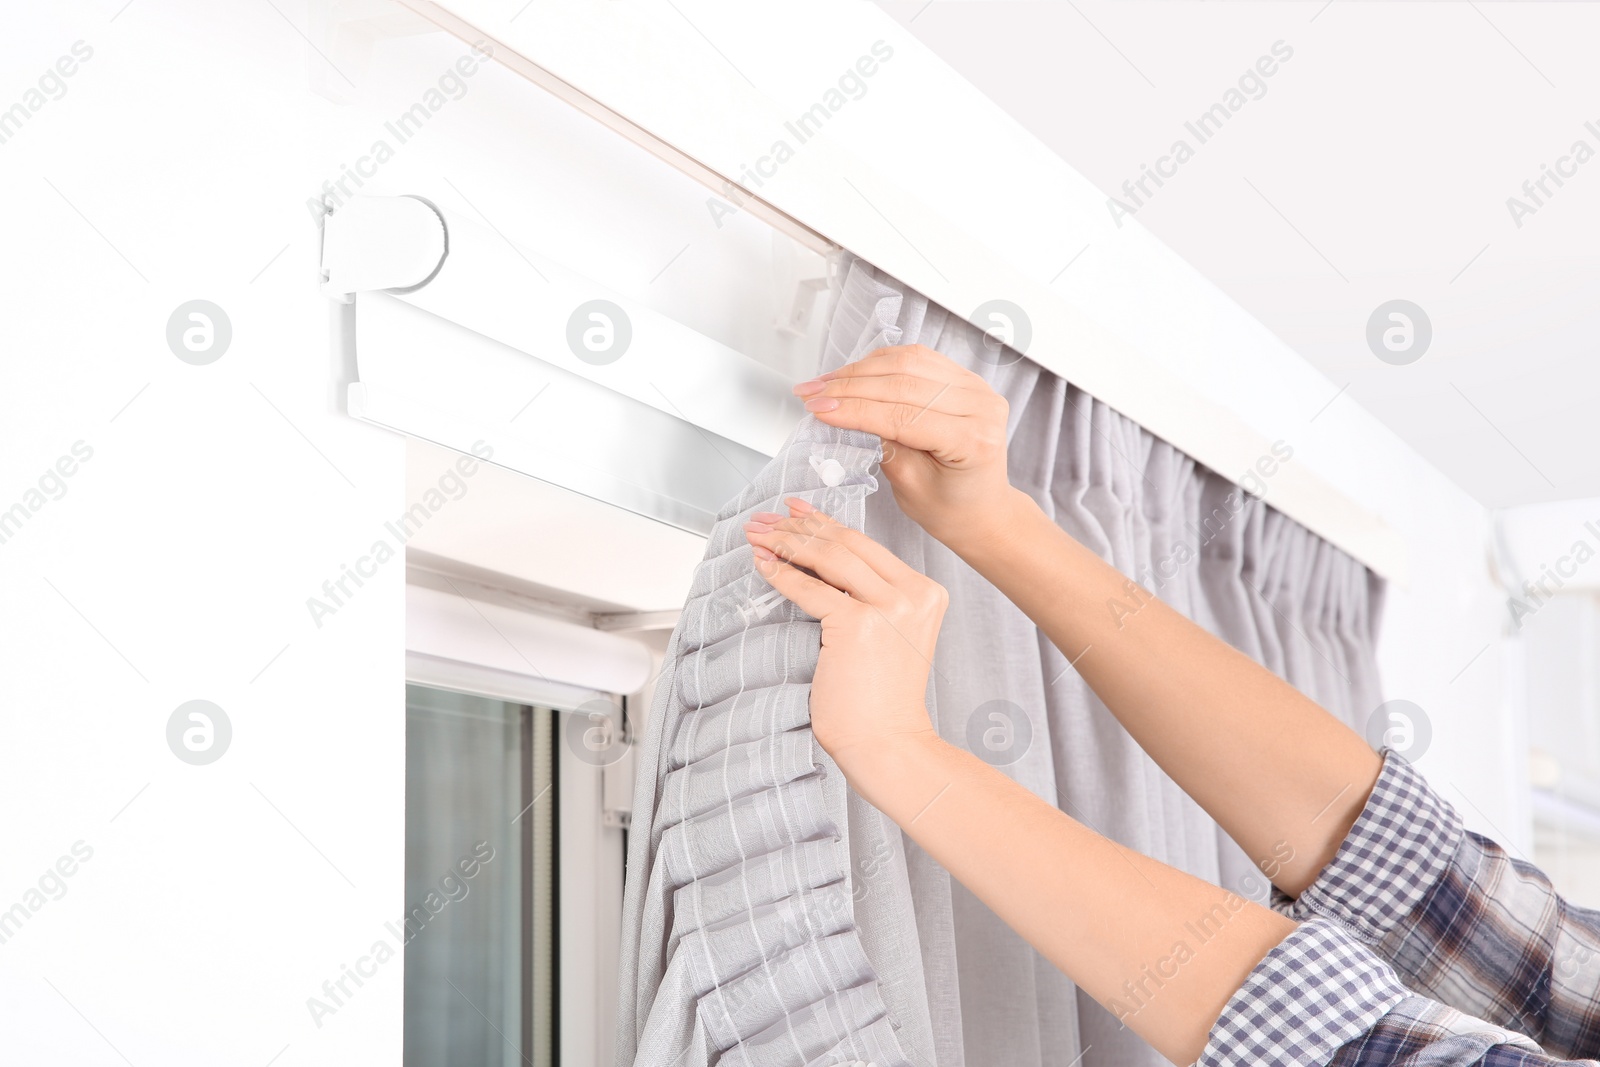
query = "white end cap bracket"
xmin=319 ymin=194 xmax=448 ymax=302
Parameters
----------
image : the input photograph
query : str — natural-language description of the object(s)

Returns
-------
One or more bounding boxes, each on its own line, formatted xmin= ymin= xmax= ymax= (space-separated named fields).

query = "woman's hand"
xmin=792 ymin=344 xmax=1018 ymax=551
xmin=743 ymin=497 xmax=944 ymax=772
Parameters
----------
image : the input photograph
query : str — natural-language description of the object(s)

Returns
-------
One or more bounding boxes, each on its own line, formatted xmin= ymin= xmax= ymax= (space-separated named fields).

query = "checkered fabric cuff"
xmin=1199 ymin=916 xmax=1411 ymax=1067
xmin=1272 ymin=748 xmax=1463 ymax=945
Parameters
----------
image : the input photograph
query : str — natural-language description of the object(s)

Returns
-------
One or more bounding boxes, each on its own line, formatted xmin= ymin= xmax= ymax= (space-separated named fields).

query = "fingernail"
xmin=804 ymin=397 xmax=840 ymax=412
xmin=742 ymin=520 xmax=772 ymax=534
xmin=750 ymin=511 xmax=784 ymax=523
xmin=751 ymin=545 xmax=777 ymax=561
xmin=816 ymin=369 xmax=838 ymax=381
xmin=792 ymin=379 xmax=827 ymax=396
xmin=785 ymin=496 xmax=816 ymax=515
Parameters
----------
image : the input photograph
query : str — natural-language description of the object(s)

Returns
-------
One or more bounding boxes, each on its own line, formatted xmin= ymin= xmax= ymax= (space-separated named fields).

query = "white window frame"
xmin=405 ymin=570 xmax=647 ymax=1065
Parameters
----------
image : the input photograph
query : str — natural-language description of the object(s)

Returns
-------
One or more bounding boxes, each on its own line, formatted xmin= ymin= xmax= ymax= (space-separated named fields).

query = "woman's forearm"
xmin=835 ymin=733 xmax=1296 ymax=1066
xmin=950 ymin=487 xmax=1382 ymax=897
xmin=745 ymin=488 xmax=1302 ymax=1063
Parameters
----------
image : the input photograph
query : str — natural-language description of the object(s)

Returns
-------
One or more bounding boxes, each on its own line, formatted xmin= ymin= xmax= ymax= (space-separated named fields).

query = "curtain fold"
xmin=616 ymin=254 xmax=1386 ymax=1067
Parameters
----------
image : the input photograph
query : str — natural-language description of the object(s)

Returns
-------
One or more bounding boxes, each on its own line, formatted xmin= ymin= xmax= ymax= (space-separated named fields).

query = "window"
xmin=1523 ymin=592 xmax=1600 ymax=908
xmin=404 ymin=684 xmax=558 ymax=1067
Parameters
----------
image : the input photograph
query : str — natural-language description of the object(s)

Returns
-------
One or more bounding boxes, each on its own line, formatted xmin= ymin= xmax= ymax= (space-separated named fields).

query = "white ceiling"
xmin=875 ymin=1 xmax=1600 ymax=509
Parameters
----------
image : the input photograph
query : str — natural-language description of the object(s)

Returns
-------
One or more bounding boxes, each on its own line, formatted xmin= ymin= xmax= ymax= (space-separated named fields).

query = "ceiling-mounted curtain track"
xmin=394 ymin=0 xmax=839 ymax=259
xmin=330 ymin=1 xmax=1408 ymax=583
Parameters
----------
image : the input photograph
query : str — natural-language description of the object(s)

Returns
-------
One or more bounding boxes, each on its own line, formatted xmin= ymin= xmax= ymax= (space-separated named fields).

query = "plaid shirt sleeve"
xmin=1328 ymin=993 xmax=1595 ymax=1065
xmin=1197 ymin=916 xmax=1410 ymax=1066
xmin=1260 ymin=747 xmax=1600 ymax=1062
xmin=1196 ymin=917 xmax=1591 ymax=1066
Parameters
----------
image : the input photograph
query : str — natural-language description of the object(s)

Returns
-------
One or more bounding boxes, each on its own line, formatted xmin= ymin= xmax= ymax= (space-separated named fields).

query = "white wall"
xmin=2 ymin=6 xmax=408 ymax=1064
xmin=0 ymin=3 xmax=792 ymax=1064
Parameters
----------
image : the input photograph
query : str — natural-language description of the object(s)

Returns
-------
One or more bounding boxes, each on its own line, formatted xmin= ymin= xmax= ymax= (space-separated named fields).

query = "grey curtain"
xmin=616 ymin=255 xmax=1386 ymax=1067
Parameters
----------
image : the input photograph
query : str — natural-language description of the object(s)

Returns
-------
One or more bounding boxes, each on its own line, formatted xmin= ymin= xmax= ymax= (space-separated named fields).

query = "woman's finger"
xmin=795 ymin=372 xmax=982 ymax=418
xmin=749 ymin=546 xmax=850 ymax=619
xmin=745 ymin=515 xmax=896 ymax=606
xmin=804 ymin=398 xmax=976 ymax=457
xmin=775 ymin=498 xmax=928 ymax=590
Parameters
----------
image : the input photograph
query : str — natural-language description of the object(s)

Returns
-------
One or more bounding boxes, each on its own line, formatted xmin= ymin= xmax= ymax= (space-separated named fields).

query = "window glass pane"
xmin=404 ymin=684 xmax=554 ymax=1067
